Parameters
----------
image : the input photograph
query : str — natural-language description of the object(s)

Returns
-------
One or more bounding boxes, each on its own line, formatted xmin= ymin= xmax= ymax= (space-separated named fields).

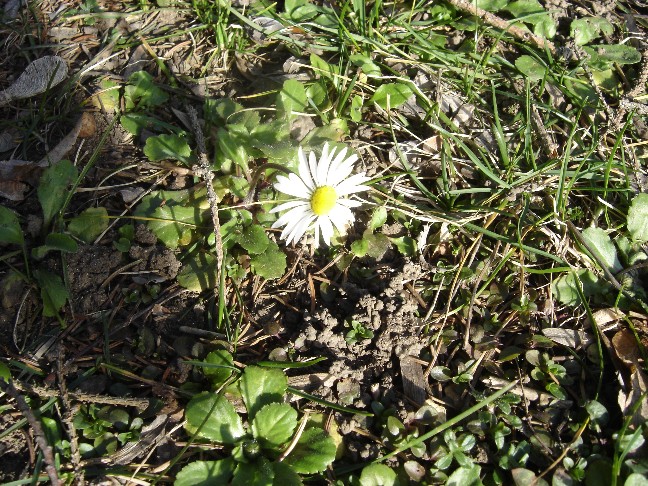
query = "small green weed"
xmin=175 ymin=359 xmax=337 ymax=484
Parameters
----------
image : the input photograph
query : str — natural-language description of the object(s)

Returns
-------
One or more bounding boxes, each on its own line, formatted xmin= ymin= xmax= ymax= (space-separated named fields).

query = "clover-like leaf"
xmin=143 ymin=134 xmax=192 ymax=165
xmin=174 ymin=459 xmax=235 ymax=486
xmin=238 ymin=224 xmax=270 ymax=255
xmin=251 ymin=403 xmax=298 ymax=448
xmin=240 ymin=366 xmax=287 ymax=420
xmin=282 ymin=428 xmax=336 ymax=474
xmin=628 ymin=193 xmax=648 ymax=244
xmin=370 ymin=83 xmax=413 ymax=110
xmin=250 ymin=240 xmax=287 ymax=279
xmin=68 ymin=207 xmax=109 ymax=243
xmin=185 ymin=392 xmax=245 ymax=444
xmin=0 ymin=205 xmax=24 ymax=246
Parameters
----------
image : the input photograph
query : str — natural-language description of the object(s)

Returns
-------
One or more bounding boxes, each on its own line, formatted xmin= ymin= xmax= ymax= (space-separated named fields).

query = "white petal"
xmin=285 ymin=214 xmax=315 ymax=245
xmin=316 ymin=143 xmax=332 ymax=185
xmin=328 ymin=146 xmax=349 ymax=173
xmin=322 ymin=144 xmax=341 ymax=186
xmin=297 ymin=147 xmax=315 ymax=190
xmin=298 ymin=145 xmax=308 ymax=169
xmin=336 ymin=198 xmax=362 ymax=208
xmin=275 ymin=172 xmax=311 ymax=198
xmin=335 ymin=173 xmax=371 ymax=196
xmin=280 ymin=208 xmax=310 ymax=242
xmin=327 ymin=205 xmax=354 ymax=233
xmin=318 ymin=215 xmax=334 ymax=246
xmin=270 ymin=200 xmax=310 ymax=214
xmin=328 ymin=158 xmax=356 ymax=187
xmin=313 ymin=224 xmax=320 ymax=248
xmin=308 ymin=150 xmax=320 ymax=186
xmin=272 ymin=206 xmax=309 ymax=230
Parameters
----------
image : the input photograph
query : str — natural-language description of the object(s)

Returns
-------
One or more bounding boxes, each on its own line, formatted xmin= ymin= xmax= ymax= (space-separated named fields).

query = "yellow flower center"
xmin=310 ymin=186 xmax=337 ymax=216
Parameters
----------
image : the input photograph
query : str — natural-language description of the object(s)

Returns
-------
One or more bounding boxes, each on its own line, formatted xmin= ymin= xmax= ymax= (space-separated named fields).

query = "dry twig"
xmin=186 ymin=105 xmax=224 ymax=295
xmin=0 ymin=379 xmax=62 ymax=485
xmin=446 ymin=0 xmax=557 ymax=55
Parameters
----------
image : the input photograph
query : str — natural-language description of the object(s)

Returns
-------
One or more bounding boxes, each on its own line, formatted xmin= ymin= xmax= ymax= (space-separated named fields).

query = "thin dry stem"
xmin=57 ymin=347 xmax=84 ymax=486
xmin=0 ymin=379 xmax=62 ymax=485
xmin=446 ymin=0 xmax=557 ymax=54
xmin=187 ymin=105 xmax=224 ymax=278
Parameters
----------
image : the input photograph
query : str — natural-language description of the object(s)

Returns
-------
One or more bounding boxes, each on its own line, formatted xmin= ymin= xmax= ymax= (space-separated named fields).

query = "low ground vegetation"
xmin=1 ymin=0 xmax=648 ymax=484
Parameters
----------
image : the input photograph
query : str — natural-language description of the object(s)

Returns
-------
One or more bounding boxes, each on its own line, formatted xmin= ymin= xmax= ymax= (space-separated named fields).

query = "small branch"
xmin=57 ymin=347 xmax=84 ymax=486
xmin=187 ymin=106 xmax=224 ymax=279
xmin=446 ymin=0 xmax=556 ymax=55
xmin=0 ymin=379 xmax=62 ymax=486
xmin=12 ymin=379 xmax=151 ymax=410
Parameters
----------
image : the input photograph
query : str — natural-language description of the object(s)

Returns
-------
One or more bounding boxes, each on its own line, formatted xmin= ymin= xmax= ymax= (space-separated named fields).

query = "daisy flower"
xmin=271 ymin=143 xmax=370 ymax=247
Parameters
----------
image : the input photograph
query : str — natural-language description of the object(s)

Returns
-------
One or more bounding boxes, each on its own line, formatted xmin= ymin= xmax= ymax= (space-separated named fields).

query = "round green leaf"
xmin=174 ymin=459 xmax=235 ymax=486
xmin=68 ymin=207 xmax=109 ymax=243
xmin=124 ymin=71 xmax=169 ymax=109
xmin=272 ymin=462 xmax=303 ymax=486
xmin=511 ymin=468 xmax=548 ymax=486
xmin=240 ymin=366 xmax=287 ymax=420
xmin=0 ymin=205 xmax=24 ymax=246
xmin=359 ymin=464 xmax=397 ymax=486
xmin=185 ymin=392 xmax=245 ymax=444
xmin=583 ymin=44 xmax=642 ymax=66
xmin=38 ymin=159 xmax=78 ymax=228
xmin=370 ymin=83 xmax=413 ymax=110
xmin=515 ymin=55 xmax=546 ymax=82
xmin=250 ymin=241 xmax=287 ymax=280
xmin=447 ymin=465 xmax=483 ymax=486
xmin=33 ymin=269 xmax=68 ymax=317
xmin=276 ymin=79 xmax=308 ymax=120
xmin=251 ymin=403 xmax=298 ymax=447
xmin=0 ymin=362 xmax=11 ymax=382
xmin=581 ymin=227 xmax=622 ymax=273
xmin=475 ymin=0 xmax=508 ymax=11
xmin=369 ymin=207 xmax=387 ymax=232
xmin=625 ymin=474 xmax=648 ymax=486
xmin=570 ymin=17 xmax=613 ymax=46
xmin=203 ymin=350 xmax=235 ymax=385
xmin=551 ymin=269 xmax=602 ymax=306
xmin=282 ymin=428 xmax=336 ymax=474
xmin=238 ymin=224 xmax=270 ymax=255
xmin=44 ymin=233 xmax=78 ymax=253
xmin=628 ymin=193 xmax=648 ymax=243
xmin=177 ymin=253 xmax=217 ymax=292
xmin=143 ymin=134 xmax=192 ymax=165
xmin=232 ymin=458 xmax=274 ymax=486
